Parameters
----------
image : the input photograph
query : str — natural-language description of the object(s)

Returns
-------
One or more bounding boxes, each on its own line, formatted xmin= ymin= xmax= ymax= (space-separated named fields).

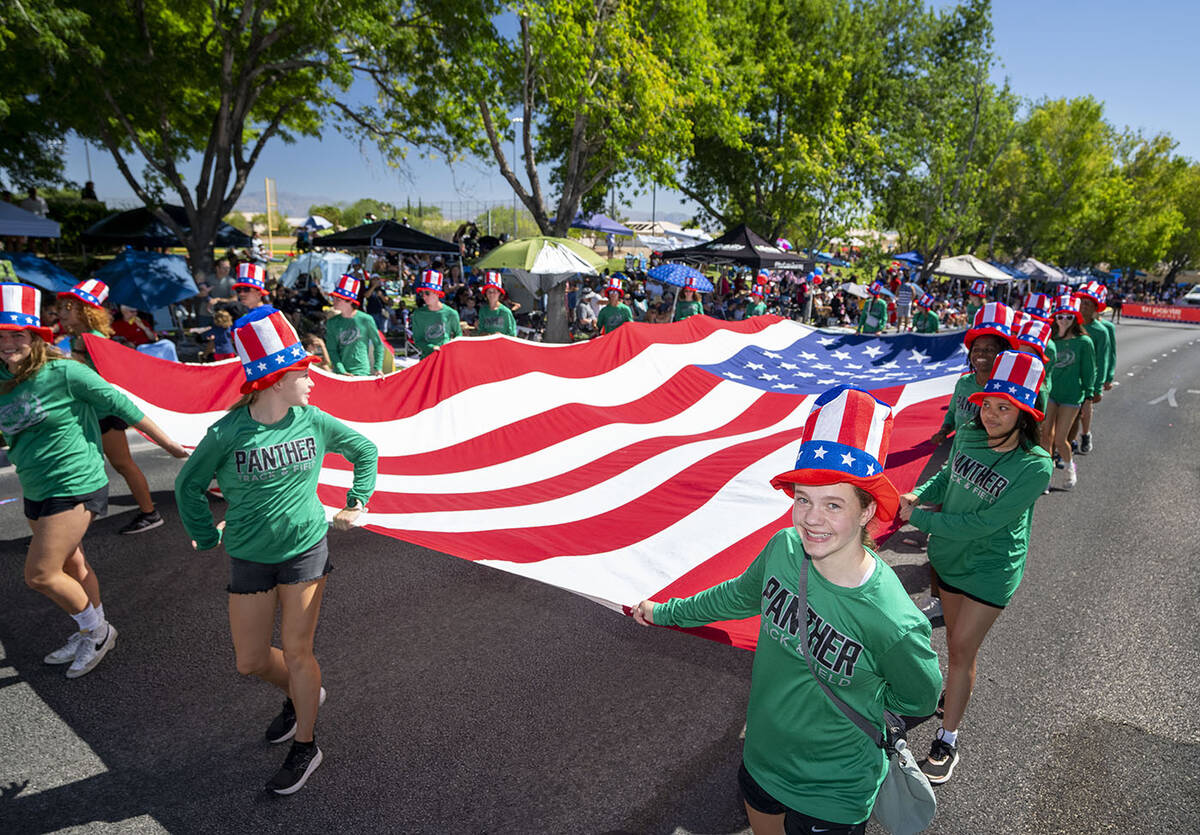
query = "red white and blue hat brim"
xmin=1072 ymin=287 xmax=1107 ymax=312
xmin=964 ymin=324 xmax=1017 ymax=350
xmin=770 ymin=462 xmax=900 ymax=525
xmin=330 ymin=288 xmax=360 ymax=304
xmin=0 ymin=317 xmax=54 ymax=342
xmin=1015 ymin=333 xmax=1048 ymax=362
xmin=232 ymin=279 xmax=269 ymax=295
xmin=415 ymin=282 xmax=444 ymax=297
xmin=968 ymin=383 xmax=1043 ymax=422
xmin=482 ymin=281 xmax=506 ymax=296
xmin=0 ymin=283 xmax=55 ymax=341
xmin=58 ymin=283 xmax=107 ymax=309
xmin=233 ymin=307 xmax=319 ymax=394
xmin=1052 ymin=303 xmax=1083 ymax=323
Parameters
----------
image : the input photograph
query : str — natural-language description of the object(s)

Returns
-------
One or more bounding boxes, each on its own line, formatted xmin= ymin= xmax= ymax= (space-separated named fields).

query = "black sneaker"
xmin=1052 ymin=452 xmax=1064 ymax=470
xmin=1070 ymin=439 xmax=1079 ymax=454
xmin=265 ymin=686 xmax=327 ymax=744
xmin=118 ymin=510 xmax=164 ymax=535
xmin=1079 ymin=432 xmax=1093 ymax=454
xmin=266 ymin=740 xmax=323 ymax=795
xmin=920 ymin=736 xmax=959 ymax=784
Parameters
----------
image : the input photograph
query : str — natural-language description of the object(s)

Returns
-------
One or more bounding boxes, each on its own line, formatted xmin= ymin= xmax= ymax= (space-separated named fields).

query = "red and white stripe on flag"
xmin=84 ymin=318 xmax=961 ymax=650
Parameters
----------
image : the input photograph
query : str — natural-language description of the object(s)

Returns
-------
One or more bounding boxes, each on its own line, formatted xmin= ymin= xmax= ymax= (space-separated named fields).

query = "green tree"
xmin=351 ymin=0 xmax=715 ymax=341
xmin=1162 ymin=163 xmax=1200 ymax=282
xmin=306 ymin=203 xmax=343 ymax=229
xmin=36 ymin=0 xmax=397 ymax=280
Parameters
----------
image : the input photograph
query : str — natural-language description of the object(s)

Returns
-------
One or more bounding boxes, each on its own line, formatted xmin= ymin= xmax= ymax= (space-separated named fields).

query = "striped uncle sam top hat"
xmin=965 ymin=301 xmax=1017 ymax=349
xmin=481 ymin=270 xmax=505 ymax=296
xmin=969 ymin=350 xmax=1047 ymax=421
xmin=968 ymin=279 xmax=988 ymax=297
xmin=683 ymin=274 xmax=702 ymax=291
xmin=0 ymin=282 xmax=55 ymax=341
xmin=770 ymin=386 xmax=900 ymax=524
xmin=59 ymin=279 xmax=109 ymax=309
xmin=603 ymin=275 xmax=624 ymax=298
xmin=1022 ymin=292 xmax=1052 ymax=321
xmin=233 ymin=262 xmax=269 ymax=295
xmin=1052 ymin=294 xmax=1082 ymax=323
xmin=330 ymin=274 xmax=361 ymax=305
xmin=232 ymin=306 xmax=319 ymax=394
xmin=916 ymin=293 xmax=935 ymax=310
xmin=415 ymin=269 xmax=445 ymax=297
xmin=1016 ymin=318 xmax=1053 ymax=362
xmin=1073 ymin=280 xmax=1107 ymax=312
xmin=868 ymin=280 xmax=886 ymax=297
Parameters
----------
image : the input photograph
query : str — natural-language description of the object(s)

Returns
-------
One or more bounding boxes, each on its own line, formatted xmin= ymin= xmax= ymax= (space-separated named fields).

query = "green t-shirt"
xmin=325 ymin=310 xmax=385 ymax=375
xmin=655 ymin=529 xmax=941 ymax=825
xmin=966 ymin=301 xmax=982 ymax=323
xmin=939 ymin=372 xmax=985 ymax=435
xmin=1039 ymin=338 xmax=1057 ymax=403
xmin=1049 ymin=333 xmax=1095 ymax=406
xmin=745 ymin=300 xmax=768 ymax=318
xmin=0 ymin=359 xmax=144 ymax=501
xmin=1099 ymin=318 xmax=1116 ymax=385
xmin=596 ymin=303 xmax=633 ymax=335
xmin=411 ymin=305 xmax=462 ymax=357
xmin=913 ymin=309 xmax=939 ymax=334
xmin=911 ymin=424 xmax=1052 ymax=606
xmin=1083 ymin=318 xmax=1116 ymax=394
xmin=174 ymin=405 xmax=377 ymax=563
xmin=476 ymin=303 xmax=517 ymax=336
xmin=673 ymin=299 xmax=704 ymax=321
xmin=857 ymin=298 xmax=887 ymax=333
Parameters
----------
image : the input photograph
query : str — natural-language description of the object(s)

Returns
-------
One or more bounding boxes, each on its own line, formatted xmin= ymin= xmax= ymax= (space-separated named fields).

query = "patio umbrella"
xmin=94 ymin=250 xmax=199 ymax=310
xmin=475 ymin=236 xmax=606 ymax=294
xmin=838 ymin=282 xmax=869 ymax=299
xmin=301 ymin=215 xmax=333 ymax=231
xmin=646 ymin=263 xmax=714 ymax=293
xmin=569 ymin=212 xmax=634 ymax=237
xmin=892 ymin=251 xmax=924 ymax=266
xmin=0 ymin=252 xmax=78 ymax=294
xmin=929 ymin=254 xmax=1013 ymax=283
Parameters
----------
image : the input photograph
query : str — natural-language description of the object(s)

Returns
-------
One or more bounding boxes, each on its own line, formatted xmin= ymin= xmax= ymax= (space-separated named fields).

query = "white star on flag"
xmin=818 ymin=337 xmax=837 ymax=346
xmin=763 ymin=351 xmax=782 ymax=359
xmin=724 ymin=372 xmax=744 ymax=379
xmin=745 ymin=362 xmax=765 ymax=371
xmin=799 ymin=351 xmax=817 ymax=361
xmin=759 ymin=373 xmax=780 ymax=381
xmin=862 ymin=345 xmax=885 ymax=358
xmin=793 ymin=371 xmax=814 ymax=378
xmin=773 ymin=383 xmax=796 ymax=390
xmin=813 ymin=363 xmax=833 ymax=370
xmin=908 ymin=349 xmax=930 ymax=363
xmin=846 ymin=363 xmax=863 ymax=369
xmin=878 ymin=361 xmax=899 ymax=370
xmin=831 ymin=350 xmax=852 ymax=360
xmin=780 ymin=362 xmax=798 ymax=370
xmin=841 ymin=451 xmax=856 ymax=466
xmin=818 ymin=378 xmax=837 ymax=384
xmin=812 ymin=446 xmax=828 ymax=459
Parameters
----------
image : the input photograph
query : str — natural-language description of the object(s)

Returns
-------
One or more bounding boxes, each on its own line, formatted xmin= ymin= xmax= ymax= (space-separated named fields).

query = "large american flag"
xmin=86 ymin=318 xmax=967 ymax=649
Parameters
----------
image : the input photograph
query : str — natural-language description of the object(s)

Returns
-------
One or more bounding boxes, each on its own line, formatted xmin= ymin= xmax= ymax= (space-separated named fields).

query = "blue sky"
xmin=62 ymin=0 xmax=1200 ymax=221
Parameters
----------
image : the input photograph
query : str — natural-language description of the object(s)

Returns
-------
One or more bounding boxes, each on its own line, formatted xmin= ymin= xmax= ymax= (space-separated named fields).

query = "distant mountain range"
xmin=234 ymin=189 xmax=336 ymax=217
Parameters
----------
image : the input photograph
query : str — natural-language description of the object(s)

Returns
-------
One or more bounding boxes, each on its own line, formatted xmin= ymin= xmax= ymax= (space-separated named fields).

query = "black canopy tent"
xmin=313 ymin=219 xmax=460 ymax=256
xmin=659 ymin=224 xmax=808 ymax=271
xmin=82 ymin=205 xmax=252 ymax=248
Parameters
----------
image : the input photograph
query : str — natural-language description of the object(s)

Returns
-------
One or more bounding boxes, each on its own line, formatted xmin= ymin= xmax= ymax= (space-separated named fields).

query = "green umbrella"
xmin=475 ymin=236 xmax=607 ymax=273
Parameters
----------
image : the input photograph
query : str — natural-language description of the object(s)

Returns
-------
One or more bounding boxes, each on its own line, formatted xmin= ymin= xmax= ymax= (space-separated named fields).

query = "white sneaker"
xmin=44 ymin=630 xmax=87 ymax=665
xmin=66 ymin=624 xmax=117 ymax=679
xmin=917 ymin=597 xmax=943 ymax=620
xmin=1064 ymin=460 xmax=1077 ymax=490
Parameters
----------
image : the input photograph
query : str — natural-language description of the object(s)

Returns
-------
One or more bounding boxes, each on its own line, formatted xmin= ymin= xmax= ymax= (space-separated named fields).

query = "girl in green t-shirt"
xmin=901 ymin=350 xmax=1052 ymax=786
xmin=1046 ymin=296 xmax=1094 ymax=490
xmin=174 ymin=306 xmax=377 ymax=796
xmin=672 ymin=281 xmax=705 ymax=321
xmin=1 ymin=283 xmax=186 ymax=680
xmin=634 ymin=386 xmax=941 ymax=833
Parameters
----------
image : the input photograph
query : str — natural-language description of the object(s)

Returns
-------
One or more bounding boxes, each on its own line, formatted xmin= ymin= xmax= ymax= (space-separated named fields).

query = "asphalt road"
xmin=2 ymin=317 xmax=1198 ymax=834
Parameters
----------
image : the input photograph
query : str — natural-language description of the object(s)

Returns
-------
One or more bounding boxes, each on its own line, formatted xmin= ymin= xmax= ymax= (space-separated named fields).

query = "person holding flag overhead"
xmin=1072 ymin=281 xmax=1115 ymax=454
xmin=324 ymin=274 xmax=386 ymax=377
xmin=410 ymin=269 xmax=462 ymax=357
xmin=57 ymin=279 xmax=165 ymax=535
xmin=474 ymin=271 xmax=517 ymax=336
xmin=596 ymin=275 xmax=634 ymax=335
xmin=913 ymin=293 xmax=939 ymax=333
xmin=673 ymin=275 xmax=705 ymax=321
xmin=856 ymin=281 xmax=888 ymax=334
xmin=174 ymin=306 xmax=378 ymax=795
xmin=633 ymin=386 xmax=941 ymax=835
xmin=0 ymin=283 xmax=187 ymax=678
xmin=901 ymin=351 xmax=1052 ymax=785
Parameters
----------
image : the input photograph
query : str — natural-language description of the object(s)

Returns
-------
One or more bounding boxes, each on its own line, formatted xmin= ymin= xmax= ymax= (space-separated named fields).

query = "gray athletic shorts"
xmin=228 ymin=536 xmax=332 ymax=594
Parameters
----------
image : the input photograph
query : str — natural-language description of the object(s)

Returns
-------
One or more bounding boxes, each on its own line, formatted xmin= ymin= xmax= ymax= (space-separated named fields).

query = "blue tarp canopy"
xmin=94 ymin=250 xmax=199 ymax=310
xmin=570 ymin=212 xmax=634 ymax=237
xmin=891 ymin=251 xmax=924 ymax=266
xmin=0 ymin=252 xmax=78 ymax=294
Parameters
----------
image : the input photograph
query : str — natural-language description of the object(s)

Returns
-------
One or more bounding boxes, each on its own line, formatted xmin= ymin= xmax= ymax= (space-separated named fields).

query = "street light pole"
xmin=511 ymin=117 xmax=523 ymax=239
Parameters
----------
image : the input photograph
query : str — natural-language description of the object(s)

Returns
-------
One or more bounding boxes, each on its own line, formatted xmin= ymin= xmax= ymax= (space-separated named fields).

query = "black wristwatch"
xmin=345 ymin=499 xmax=365 ymax=512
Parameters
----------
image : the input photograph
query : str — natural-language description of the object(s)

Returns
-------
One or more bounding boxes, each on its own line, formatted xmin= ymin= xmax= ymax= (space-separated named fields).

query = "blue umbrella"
xmin=0 ymin=252 xmax=78 ymax=294
xmin=570 ymin=212 xmax=634 ymax=236
xmin=892 ymin=251 xmax=924 ymax=266
xmin=647 ymin=263 xmax=714 ymax=292
xmin=95 ymin=250 xmax=198 ymax=310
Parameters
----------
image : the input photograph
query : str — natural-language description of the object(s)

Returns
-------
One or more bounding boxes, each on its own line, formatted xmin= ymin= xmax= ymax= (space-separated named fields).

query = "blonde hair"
xmin=213 ymin=309 xmax=233 ymax=328
xmin=60 ymin=299 xmax=114 ymax=337
xmin=0 ymin=335 xmax=65 ymax=395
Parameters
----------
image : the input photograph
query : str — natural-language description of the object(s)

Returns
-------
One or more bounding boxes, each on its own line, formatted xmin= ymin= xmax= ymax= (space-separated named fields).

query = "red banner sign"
xmin=1123 ymin=303 xmax=1200 ymax=324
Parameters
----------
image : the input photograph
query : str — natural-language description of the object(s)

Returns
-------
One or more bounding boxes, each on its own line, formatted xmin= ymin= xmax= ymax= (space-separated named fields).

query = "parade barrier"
xmin=1123 ymin=303 xmax=1200 ymax=324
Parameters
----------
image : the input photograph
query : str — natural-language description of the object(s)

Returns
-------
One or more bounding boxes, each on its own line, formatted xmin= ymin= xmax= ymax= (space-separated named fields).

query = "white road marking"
xmin=1148 ymin=389 xmax=1178 ymax=408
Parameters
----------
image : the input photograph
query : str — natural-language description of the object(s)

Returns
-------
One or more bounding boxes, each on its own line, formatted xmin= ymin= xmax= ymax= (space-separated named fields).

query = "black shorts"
xmin=228 ymin=536 xmax=332 ymax=594
xmin=98 ymin=415 xmax=129 ymax=434
xmin=935 ymin=577 xmax=1006 ymax=610
xmin=737 ymin=762 xmax=866 ymax=835
xmin=24 ymin=485 xmax=109 ymax=521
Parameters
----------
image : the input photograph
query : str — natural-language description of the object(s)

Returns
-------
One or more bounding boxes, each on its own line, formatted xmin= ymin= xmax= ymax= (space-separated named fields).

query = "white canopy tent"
xmin=0 ymin=202 xmax=60 ymax=238
xmin=930 ymin=254 xmax=1014 ymax=283
xmin=279 ymin=251 xmax=356 ymax=294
